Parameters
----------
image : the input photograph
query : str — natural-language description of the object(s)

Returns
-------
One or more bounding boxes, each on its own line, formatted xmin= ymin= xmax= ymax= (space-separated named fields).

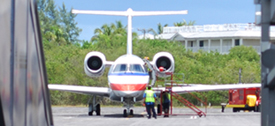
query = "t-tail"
xmin=72 ymin=8 xmax=188 ymax=55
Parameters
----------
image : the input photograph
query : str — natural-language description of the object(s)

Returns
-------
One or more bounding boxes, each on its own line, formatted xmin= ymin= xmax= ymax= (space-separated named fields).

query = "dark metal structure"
xmin=0 ymin=0 xmax=53 ymax=125
xmin=255 ymin=0 xmax=275 ymax=125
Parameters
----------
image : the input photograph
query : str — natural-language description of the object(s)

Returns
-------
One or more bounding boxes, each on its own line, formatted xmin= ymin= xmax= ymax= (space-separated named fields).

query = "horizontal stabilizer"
xmin=72 ymin=8 xmax=188 ymax=17
xmin=72 ymin=8 xmax=188 ymax=55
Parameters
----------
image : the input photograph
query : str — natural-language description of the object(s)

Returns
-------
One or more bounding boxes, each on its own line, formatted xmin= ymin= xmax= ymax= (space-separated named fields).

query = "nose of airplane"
xmin=114 ymin=90 xmax=144 ymax=98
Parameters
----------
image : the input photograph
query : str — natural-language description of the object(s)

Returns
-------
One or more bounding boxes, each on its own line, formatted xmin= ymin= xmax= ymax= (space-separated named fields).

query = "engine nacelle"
xmin=152 ymin=52 xmax=175 ymax=77
xmin=84 ymin=51 xmax=106 ymax=77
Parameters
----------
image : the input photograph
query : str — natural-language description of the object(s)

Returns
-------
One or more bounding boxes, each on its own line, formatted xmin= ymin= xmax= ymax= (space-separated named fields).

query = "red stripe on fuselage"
xmin=110 ymin=83 xmax=147 ymax=91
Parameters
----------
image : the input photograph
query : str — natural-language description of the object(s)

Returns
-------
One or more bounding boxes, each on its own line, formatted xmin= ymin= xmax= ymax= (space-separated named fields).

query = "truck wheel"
xmin=233 ymin=108 xmax=237 ymax=112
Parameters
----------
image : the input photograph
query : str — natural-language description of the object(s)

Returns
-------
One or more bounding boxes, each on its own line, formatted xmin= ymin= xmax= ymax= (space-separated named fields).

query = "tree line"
xmin=38 ymin=0 xmax=260 ymax=106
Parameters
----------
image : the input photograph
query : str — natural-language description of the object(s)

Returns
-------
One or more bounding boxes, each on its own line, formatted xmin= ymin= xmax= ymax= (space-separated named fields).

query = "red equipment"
xmin=221 ymin=87 xmax=261 ymax=112
xmin=159 ymin=67 xmax=164 ymax=72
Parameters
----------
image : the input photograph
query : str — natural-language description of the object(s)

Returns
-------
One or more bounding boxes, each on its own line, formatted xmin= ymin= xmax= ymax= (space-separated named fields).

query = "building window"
xmin=191 ymin=41 xmax=193 ymax=47
xmin=199 ymin=41 xmax=204 ymax=47
xmin=235 ymin=39 xmax=240 ymax=46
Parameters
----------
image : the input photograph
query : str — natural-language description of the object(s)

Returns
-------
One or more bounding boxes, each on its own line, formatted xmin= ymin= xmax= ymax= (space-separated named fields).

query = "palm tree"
xmin=157 ymin=23 xmax=168 ymax=34
xmin=93 ymin=21 xmax=126 ymax=36
xmin=173 ymin=19 xmax=195 ymax=27
xmin=113 ymin=21 xmax=126 ymax=35
xmin=91 ymin=21 xmax=127 ymax=42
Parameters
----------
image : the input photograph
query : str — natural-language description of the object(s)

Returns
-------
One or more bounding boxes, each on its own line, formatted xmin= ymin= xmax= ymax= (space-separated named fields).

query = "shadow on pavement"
xmin=104 ymin=114 xmax=145 ymax=118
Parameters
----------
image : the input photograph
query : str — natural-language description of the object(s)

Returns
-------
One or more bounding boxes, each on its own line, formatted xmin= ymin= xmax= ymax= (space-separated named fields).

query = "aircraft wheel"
xmin=88 ymin=111 xmax=93 ymax=116
xmin=96 ymin=104 xmax=101 ymax=116
xmin=130 ymin=109 xmax=134 ymax=116
xmin=123 ymin=109 xmax=127 ymax=117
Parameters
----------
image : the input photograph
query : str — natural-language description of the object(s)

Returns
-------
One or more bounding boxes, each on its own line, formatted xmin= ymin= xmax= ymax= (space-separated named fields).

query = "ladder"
xmin=171 ymin=92 xmax=206 ymax=117
xmin=143 ymin=59 xmax=156 ymax=87
xmin=163 ymin=73 xmax=206 ymax=117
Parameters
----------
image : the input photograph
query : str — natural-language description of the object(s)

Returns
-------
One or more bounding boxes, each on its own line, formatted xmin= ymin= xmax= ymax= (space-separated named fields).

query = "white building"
xmin=138 ymin=33 xmax=155 ymax=39
xmin=156 ymin=23 xmax=275 ymax=54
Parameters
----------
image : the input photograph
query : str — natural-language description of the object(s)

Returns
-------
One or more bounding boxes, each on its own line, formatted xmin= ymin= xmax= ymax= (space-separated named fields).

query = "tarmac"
xmin=52 ymin=106 xmax=260 ymax=126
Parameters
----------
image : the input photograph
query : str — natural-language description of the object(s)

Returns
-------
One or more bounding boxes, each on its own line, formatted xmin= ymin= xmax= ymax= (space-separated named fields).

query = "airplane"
xmin=48 ymin=8 xmax=261 ymax=117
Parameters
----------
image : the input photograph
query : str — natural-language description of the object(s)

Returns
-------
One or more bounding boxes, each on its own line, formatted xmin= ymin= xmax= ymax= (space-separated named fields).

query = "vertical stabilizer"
xmin=72 ymin=8 xmax=188 ymax=55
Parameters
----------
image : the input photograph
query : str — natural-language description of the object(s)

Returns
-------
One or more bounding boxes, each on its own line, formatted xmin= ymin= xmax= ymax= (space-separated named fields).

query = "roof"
xmin=155 ymin=33 xmax=175 ymax=39
xmin=169 ymin=30 xmax=275 ymax=40
xmin=138 ymin=33 xmax=155 ymax=39
xmin=137 ymin=24 xmax=275 ymax=40
xmin=156 ymin=23 xmax=275 ymax=40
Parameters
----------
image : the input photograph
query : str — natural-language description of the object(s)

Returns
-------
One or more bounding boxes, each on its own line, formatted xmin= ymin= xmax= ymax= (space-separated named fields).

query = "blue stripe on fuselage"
xmin=108 ymin=72 xmax=149 ymax=76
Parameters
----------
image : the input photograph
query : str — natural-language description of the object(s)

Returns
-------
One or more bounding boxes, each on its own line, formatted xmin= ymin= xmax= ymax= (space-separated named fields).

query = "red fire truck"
xmin=221 ymin=87 xmax=261 ymax=112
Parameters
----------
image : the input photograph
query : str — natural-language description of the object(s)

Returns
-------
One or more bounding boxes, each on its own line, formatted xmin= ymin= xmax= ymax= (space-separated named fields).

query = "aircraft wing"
xmin=48 ymin=84 xmax=110 ymax=97
xmin=152 ymin=83 xmax=261 ymax=94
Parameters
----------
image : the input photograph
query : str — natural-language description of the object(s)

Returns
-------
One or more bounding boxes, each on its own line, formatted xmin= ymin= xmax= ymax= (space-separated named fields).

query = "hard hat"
xmin=159 ymin=66 xmax=164 ymax=72
xmin=144 ymin=57 xmax=149 ymax=60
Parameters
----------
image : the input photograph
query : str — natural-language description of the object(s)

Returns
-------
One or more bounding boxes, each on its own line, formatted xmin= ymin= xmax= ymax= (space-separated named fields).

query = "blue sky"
xmin=54 ymin=0 xmax=256 ymax=41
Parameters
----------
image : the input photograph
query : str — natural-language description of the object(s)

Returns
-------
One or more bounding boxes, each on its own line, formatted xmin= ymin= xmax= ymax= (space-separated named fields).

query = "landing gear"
xmin=88 ymin=111 xmax=93 ymax=116
xmin=88 ymin=95 xmax=101 ymax=116
xmin=130 ymin=109 xmax=134 ymax=116
xmin=96 ymin=104 xmax=101 ymax=115
xmin=123 ymin=109 xmax=127 ymax=117
xmin=122 ymin=98 xmax=135 ymax=117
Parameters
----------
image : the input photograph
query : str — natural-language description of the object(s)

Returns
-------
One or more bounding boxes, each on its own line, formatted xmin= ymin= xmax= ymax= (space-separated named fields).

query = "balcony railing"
xmin=163 ymin=23 xmax=275 ymax=34
xmin=186 ymin=46 xmax=260 ymax=54
xmin=252 ymin=46 xmax=261 ymax=53
xmin=222 ymin=46 xmax=232 ymax=53
xmin=210 ymin=46 xmax=220 ymax=52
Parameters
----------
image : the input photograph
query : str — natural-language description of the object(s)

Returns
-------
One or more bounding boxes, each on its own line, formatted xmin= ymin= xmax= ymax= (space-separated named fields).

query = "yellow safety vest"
xmin=145 ymin=90 xmax=155 ymax=103
xmin=162 ymin=93 xmax=171 ymax=103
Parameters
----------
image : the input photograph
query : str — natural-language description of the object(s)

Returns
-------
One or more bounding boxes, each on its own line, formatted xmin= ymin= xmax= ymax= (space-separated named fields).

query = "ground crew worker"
xmin=162 ymin=89 xmax=171 ymax=117
xmin=144 ymin=57 xmax=152 ymax=79
xmin=143 ymin=86 xmax=157 ymax=119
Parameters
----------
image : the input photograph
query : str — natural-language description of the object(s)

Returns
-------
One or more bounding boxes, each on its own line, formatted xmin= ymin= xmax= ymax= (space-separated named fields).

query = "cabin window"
xmin=113 ymin=64 xmax=127 ymax=72
xmin=130 ymin=64 xmax=144 ymax=73
xmin=191 ymin=41 xmax=193 ymax=47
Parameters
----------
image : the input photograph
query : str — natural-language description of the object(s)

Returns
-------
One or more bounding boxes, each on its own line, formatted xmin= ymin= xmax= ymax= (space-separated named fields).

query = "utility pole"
xmin=137 ymin=28 xmax=156 ymax=39
xmin=138 ymin=29 xmax=147 ymax=39
xmin=239 ymin=68 xmax=242 ymax=84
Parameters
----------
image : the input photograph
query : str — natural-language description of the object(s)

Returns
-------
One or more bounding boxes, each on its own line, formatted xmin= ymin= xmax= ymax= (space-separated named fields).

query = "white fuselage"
xmin=107 ymin=54 xmax=149 ymax=102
